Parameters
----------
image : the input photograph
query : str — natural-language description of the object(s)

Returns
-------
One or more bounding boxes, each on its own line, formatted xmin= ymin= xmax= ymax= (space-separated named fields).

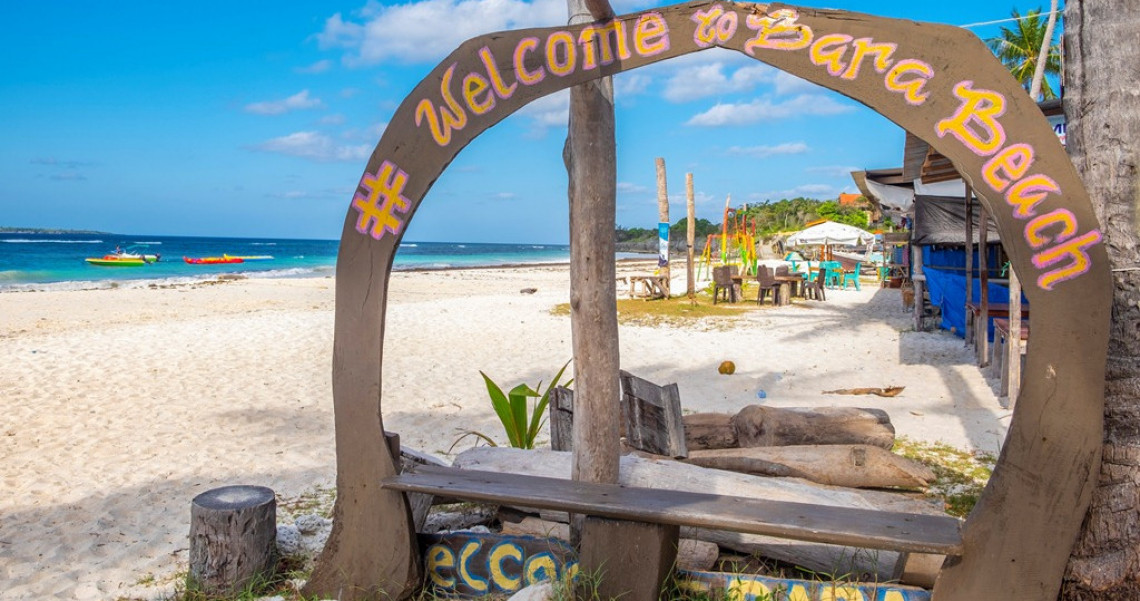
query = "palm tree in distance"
xmin=986 ymin=7 xmax=1062 ymax=100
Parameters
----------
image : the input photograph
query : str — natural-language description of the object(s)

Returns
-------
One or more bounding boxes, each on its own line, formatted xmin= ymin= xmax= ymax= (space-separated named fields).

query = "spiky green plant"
xmin=478 ymin=360 xmax=572 ymax=449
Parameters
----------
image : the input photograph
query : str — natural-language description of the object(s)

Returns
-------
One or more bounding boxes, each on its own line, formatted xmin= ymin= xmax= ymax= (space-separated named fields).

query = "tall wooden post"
xmin=565 ymin=0 xmax=619 ymax=489
xmin=655 ymin=158 xmax=670 ymax=296
xmin=686 ymin=173 xmax=695 ymax=299
xmin=978 ymin=195 xmax=990 ymax=367
xmin=1008 ymin=266 xmax=1022 ymax=406
xmin=964 ymin=186 xmax=974 ymax=347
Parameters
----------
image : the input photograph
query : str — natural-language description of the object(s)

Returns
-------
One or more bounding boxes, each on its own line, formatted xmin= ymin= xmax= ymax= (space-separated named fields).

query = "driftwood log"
xmin=683 ymin=445 xmax=934 ymax=489
xmin=683 ymin=406 xmax=896 ymax=450
xmin=453 ymin=447 xmax=948 ymax=581
xmin=189 ymin=485 xmax=278 ymax=596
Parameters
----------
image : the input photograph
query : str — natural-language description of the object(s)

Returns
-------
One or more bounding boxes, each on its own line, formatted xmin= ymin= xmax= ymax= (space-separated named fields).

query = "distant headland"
xmin=0 ymin=227 xmax=110 ymax=235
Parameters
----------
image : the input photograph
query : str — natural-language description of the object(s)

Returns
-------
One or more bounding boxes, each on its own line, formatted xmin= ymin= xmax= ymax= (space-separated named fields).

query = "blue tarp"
xmin=924 ymin=267 xmax=1017 ymax=340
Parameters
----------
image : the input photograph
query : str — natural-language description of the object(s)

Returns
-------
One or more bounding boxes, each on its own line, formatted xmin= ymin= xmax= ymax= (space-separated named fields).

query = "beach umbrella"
xmin=785 ymin=221 xmax=875 ymax=247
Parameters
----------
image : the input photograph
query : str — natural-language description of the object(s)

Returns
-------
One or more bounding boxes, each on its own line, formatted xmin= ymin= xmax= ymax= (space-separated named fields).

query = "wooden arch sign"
xmin=307 ymin=2 xmax=1112 ymax=600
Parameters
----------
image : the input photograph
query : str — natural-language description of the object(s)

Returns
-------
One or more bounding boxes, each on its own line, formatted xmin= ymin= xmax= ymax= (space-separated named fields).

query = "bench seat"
xmin=382 ymin=465 xmax=963 ymax=556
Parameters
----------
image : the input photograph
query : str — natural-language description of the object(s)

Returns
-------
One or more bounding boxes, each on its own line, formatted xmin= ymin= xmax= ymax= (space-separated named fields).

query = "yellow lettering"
xmin=982 ymin=143 xmax=1034 ymax=192
xmin=691 ymin=5 xmax=725 ymax=48
xmin=514 ymin=38 xmax=545 ymax=85
xmin=462 ymin=72 xmax=493 ymax=115
xmin=884 ymin=59 xmax=933 ymax=105
xmin=524 ymin=553 xmax=559 ymax=585
xmin=744 ymin=8 xmax=813 ymax=53
xmin=633 ymin=12 xmax=670 ymax=56
xmin=479 ymin=47 xmax=517 ymax=99
xmin=1005 ymin=173 xmax=1060 ymax=218
xmin=786 ymin=583 xmax=814 ymax=601
xmin=935 ymin=81 xmax=1007 ymax=155
xmin=810 ymin=34 xmax=853 ymax=76
xmin=820 ymin=585 xmax=866 ymax=601
xmin=727 ymin=577 xmax=772 ymax=601
xmin=458 ymin=540 xmax=489 ymax=592
xmin=1033 ymin=230 xmax=1103 ymax=290
xmin=881 ymin=592 xmax=907 ymax=601
xmin=413 ymin=64 xmax=468 ymax=147
xmin=579 ymin=20 xmax=631 ymax=70
xmin=546 ymin=31 xmax=576 ymax=77
xmin=488 ymin=542 xmax=523 ymax=591
xmin=426 ymin=544 xmax=457 ymax=588
xmin=841 ymin=38 xmax=896 ymax=80
xmin=1026 ymin=208 xmax=1079 ymax=248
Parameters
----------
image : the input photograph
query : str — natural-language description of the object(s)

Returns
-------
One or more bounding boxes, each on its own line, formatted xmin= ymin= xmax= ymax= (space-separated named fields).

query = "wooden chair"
xmin=803 ymin=268 xmax=827 ymax=301
xmin=842 ymin=261 xmax=862 ymax=290
xmin=756 ymin=265 xmax=783 ymax=305
xmin=711 ymin=265 xmax=734 ymax=304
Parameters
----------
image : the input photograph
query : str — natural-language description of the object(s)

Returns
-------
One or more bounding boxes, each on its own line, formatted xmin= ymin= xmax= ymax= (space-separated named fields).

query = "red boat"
xmin=183 ymin=256 xmax=244 ymax=265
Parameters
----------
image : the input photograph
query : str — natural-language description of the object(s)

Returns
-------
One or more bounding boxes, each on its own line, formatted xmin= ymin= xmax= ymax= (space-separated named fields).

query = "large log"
xmin=189 ymin=485 xmax=278 ymax=597
xmin=684 ymin=406 xmax=895 ymax=450
xmin=684 ymin=445 xmax=935 ymax=489
xmin=453 ymin=448 xmax=947 ymax=581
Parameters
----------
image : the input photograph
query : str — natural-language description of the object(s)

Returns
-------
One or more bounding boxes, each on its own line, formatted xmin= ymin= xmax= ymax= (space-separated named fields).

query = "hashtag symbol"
xmin=352 ymin=161 xmax=411 ymax=240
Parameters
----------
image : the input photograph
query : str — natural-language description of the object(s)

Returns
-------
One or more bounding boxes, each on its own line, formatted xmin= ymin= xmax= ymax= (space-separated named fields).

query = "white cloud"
xmin=617 ymin=181 xmax=649 ymax=194
xmin=296 ymin=59 xmax=333 ymax=74
xmin=726 ymin=142 xmax=809 ymax=158
xmin=663 ymin=62 xmax=774 ymax=102
xmin=320 ymin=113 xmax=347 ymax=125
xmin=805 ymin=165 xmax=860 ymax=178
xmin=774 ymin=71 xmax=823 ymax=95
xmin=495 ymin=192 xmax=517 ymax=199
xmin=517 ymin=89 xmax=569 ymax=136
xmin=615 ymin=73 xmax=651 ymax=98
xmin=320 ymin=0 xmax=567 ymax=66
xmin=245 ymin=90 xmax=324 ymax=115
xmin=253 ymin=131 xmax=371 ymax=162
xmin=686 ymin=94 xmax=853 ymax=127
xmin=749 ymin=184 xmax=838 ymax=201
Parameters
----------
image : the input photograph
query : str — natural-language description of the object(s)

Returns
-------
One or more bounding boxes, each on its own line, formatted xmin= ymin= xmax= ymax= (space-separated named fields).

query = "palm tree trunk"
xmin=1029 ymin=0 xmax=1059 ymax=100
xmin=1061 ymin=0 xmax=1140 ymax=598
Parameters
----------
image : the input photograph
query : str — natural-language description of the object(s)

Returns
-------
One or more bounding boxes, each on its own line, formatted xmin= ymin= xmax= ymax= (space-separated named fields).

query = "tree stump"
xmin=189 ymin=485 xmax=278 ymax=596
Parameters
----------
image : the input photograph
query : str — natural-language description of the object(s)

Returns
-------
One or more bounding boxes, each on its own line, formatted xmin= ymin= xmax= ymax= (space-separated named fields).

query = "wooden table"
xmin=990 ymin=318 xmax=1029 ymax=401
xmin=775 ymin=274 xmax=805 ymax=300
xmin=621 ymin=274 xmax=669 ymax=299
xmin=966 ymin=302 xmax=1029 ymax=366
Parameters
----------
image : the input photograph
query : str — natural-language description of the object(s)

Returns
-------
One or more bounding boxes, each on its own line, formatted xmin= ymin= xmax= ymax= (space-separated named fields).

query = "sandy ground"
xmin=0 ymin=264 xmax=1010 ymax=600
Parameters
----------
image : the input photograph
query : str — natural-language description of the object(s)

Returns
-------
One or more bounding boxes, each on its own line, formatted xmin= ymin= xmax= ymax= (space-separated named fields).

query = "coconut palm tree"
xmin=986 ymin=7 xmax=1063 ymax=100
xmin=1060 ymin=0 xmax=1140 ymax=598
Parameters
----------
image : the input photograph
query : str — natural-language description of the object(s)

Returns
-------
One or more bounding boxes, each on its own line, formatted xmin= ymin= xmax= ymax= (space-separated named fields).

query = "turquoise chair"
xmin=842 ymin=262 xmax=862 ymax=290
xmin=821 ymin=261 xmax=842 ymax=288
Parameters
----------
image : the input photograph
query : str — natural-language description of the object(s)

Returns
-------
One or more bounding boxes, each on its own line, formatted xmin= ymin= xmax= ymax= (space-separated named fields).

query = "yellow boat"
xmin=85 ymin=255 xmax=146 ymax=267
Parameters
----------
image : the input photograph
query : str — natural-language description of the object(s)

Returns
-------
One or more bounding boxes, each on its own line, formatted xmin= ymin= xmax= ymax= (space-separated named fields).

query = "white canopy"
xmin=786 ymin=221 xmax=875 ymax=247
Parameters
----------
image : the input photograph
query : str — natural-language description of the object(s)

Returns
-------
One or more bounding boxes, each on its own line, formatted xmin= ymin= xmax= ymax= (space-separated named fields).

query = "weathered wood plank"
xmin=384 ymin=466 xmax=963 ymax=555
xmin=620 ymin=371 xmax=688 ymax=458
xmin=549 ymin=386 xmax=574 ymax=452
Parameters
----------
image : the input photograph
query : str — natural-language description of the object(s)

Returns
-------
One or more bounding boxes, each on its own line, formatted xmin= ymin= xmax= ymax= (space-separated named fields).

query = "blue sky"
xmin=0 ymin=1 xmax=1033 ymax=243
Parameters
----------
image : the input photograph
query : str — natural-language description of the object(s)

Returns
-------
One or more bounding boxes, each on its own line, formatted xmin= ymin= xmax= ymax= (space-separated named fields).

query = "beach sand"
xmin=0 ymin=264 xmax=1010 ymax=600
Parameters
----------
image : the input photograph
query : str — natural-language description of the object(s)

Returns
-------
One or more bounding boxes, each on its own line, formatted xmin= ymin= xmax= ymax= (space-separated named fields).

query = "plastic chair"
xmin=842 ymin=262 xmax=862 ymax=290
xmin=711 ymin=265 xmax=734 ymax=304
xmin=822 ymin=261 xmax=842 ymax=288
xmin=756 ymin=265 xmax=783 ymax=305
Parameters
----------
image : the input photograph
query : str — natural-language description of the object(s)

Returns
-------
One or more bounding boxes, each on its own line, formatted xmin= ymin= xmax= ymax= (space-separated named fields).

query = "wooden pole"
xmin=686 ymin=173 xmax=695 ymax=299
xmin=978 ymin=192 xmax=990 ymax=367
xmin=964 ymin=185 xmax=974 ymax=348
xmin=1008 ymin=266 xmax=1022 ymax=406
xmin=565 ymin=0 xmax=619 ymax=489
xmin=655 ymin=158 xmax=670 ymax=296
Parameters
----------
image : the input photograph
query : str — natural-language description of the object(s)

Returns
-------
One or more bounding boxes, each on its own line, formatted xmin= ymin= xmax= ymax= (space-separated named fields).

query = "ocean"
xmin=0 ymin=233 xmax=622 ymax=292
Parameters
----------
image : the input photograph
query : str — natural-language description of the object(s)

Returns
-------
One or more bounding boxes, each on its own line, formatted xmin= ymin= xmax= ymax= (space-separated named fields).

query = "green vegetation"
xmin=986 ymin=7 xmax=1061 ymax=100
xmin=893 ymin=436 xmax=996 ymax=517
xmin=472 ymin=360 xmax=572 ymax=449
xmin=616 ymin=196 xmax=878 ymax=247
xmin=0 ymin=226 xmax=109 ymax=234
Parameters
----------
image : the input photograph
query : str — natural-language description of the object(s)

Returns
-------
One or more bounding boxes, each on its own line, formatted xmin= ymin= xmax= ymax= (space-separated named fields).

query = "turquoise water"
xmin=0 ymin=233 xmax=607 ymax=291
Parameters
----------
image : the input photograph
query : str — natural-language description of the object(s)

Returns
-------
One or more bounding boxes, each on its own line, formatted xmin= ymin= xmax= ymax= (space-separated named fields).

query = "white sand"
xmin=0 ymin=265 xmax=1009 ymax=600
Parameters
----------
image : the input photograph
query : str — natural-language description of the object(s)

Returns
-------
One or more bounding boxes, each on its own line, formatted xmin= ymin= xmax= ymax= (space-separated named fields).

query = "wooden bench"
xmin=620 ymin=274 xmax=669 ymax=299
xmin=383 ymin=465 xmax=964 ymax=557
